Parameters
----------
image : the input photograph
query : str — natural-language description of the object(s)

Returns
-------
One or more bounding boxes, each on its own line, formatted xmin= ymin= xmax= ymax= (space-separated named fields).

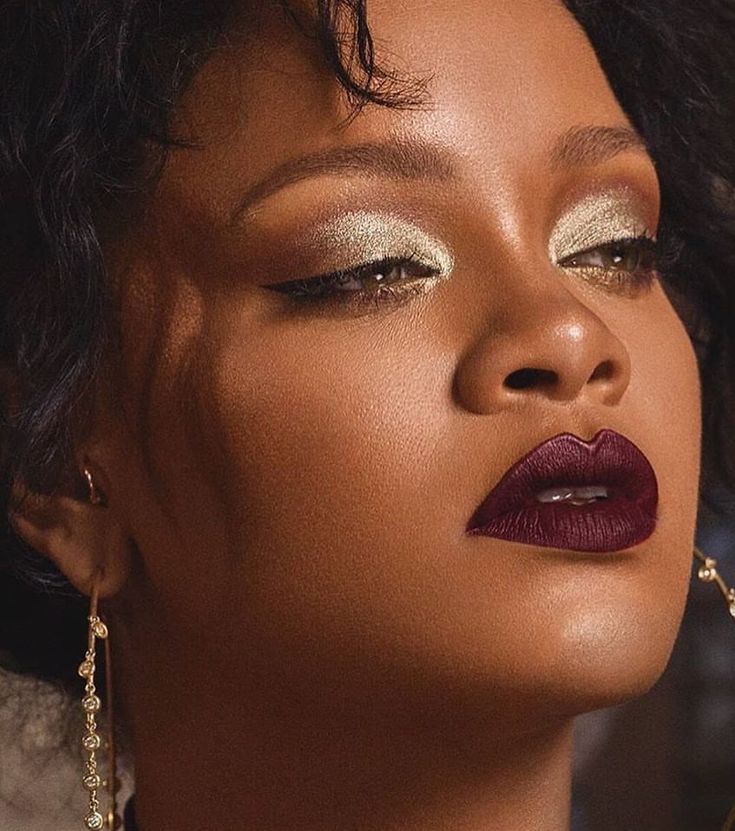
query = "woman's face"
xmin=101 ymin=0 xmax=701 ymax=725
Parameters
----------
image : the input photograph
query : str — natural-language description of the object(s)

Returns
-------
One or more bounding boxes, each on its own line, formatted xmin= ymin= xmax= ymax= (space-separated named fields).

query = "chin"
xmin=526 ymin=607 xmax=683 ymax=717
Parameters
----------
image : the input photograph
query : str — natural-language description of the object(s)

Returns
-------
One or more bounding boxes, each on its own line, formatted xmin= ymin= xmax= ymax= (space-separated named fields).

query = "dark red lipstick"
xmin=465 ymin=428 xmax=658 ymax=553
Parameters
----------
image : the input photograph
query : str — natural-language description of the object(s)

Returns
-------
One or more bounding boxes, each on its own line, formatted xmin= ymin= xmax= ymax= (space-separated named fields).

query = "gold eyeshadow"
xmin=548 ymin=190 xmax=651 ymax=265
xmin=303 ymin=210 xmax=454 ymax=276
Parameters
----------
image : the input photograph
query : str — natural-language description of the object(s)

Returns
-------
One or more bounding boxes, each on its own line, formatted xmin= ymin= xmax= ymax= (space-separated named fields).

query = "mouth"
xmin=465 ymin=428 xmax=659 ymax=553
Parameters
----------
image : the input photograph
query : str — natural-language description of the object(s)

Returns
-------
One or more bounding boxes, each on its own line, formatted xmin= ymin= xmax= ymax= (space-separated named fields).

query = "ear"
xmin=8 ymin=461 xmax=131 ymax=598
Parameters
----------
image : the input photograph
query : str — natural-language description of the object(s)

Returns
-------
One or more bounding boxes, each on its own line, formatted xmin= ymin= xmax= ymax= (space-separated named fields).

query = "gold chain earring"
xmin=693 ymin=545 xmax=735 ymax=831
xmin=693 ymin=545 xmax=735 ymax=619
xmin=78 ymin=466 xmax=118 ymax=830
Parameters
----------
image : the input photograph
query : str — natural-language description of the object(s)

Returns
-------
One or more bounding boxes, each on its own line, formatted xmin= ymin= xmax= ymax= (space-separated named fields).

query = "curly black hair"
xmin=1 ymin=0 xmax=734 ymax=690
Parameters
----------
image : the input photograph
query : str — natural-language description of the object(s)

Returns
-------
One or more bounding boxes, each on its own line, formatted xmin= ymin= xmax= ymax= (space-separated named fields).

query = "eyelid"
xmin=302 ymin=210 xmax=455 ymax=277
xmin=548 ymin=190 xmax=653 ymax=265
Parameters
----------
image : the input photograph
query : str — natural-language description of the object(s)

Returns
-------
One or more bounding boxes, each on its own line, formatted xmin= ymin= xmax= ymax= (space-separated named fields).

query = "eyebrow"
xmin=230 ymin=140 xmax=457 ymax=224
xmin=550 ymin=124 xmax=648 ymax=169
xmin=230 ymin=124 xmax=649 ymax=223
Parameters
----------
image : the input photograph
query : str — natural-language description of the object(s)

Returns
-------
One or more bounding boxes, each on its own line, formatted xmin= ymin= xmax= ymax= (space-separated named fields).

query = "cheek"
xmin=202 ymin=309 xmax=465 ymax=627
xmin=625 ymin=289 xmax=702 ymax=536
xmin=207 ymin=314 xmax=454 ymax=538
xmin=176 ymin=307 xmax=524 ymax=713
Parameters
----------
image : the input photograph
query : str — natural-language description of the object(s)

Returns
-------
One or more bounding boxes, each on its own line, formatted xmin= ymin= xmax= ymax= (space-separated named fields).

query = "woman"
xmin=1 ymin=1 xmax=735 ymax=829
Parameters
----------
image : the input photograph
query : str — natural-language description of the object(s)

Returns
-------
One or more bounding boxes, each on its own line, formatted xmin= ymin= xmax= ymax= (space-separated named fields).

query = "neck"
xmin=128 ymin=675 xmax=574 ymax=831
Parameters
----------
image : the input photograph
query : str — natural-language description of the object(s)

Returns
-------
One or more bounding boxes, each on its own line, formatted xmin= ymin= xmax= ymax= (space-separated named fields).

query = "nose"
xmin=454 ymin=288 xmax=632 ymax=414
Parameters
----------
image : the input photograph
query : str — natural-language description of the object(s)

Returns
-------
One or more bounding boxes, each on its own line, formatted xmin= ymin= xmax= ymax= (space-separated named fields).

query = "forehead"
xmin=160 ymin=0 xmax=631 ymax=222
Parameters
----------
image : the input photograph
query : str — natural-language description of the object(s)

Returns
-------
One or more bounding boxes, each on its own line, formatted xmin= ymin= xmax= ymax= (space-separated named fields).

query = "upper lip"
xmin=466 ymin=428 xmax=658 ymax=531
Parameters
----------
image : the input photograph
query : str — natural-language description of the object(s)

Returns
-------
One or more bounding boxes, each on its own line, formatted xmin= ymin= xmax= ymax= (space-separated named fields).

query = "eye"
xmin=263 ymin=252 xmax=446 ymax=313
xmin=557 ymin=235 xmax=659 ymax=290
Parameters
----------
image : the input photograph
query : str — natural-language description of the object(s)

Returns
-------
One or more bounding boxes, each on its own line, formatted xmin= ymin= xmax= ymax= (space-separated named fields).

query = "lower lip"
xmin=466 ymin=492 xmax=656 ymax=553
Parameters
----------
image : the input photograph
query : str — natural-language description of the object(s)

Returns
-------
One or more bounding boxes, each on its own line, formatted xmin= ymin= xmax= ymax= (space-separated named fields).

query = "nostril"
xmin=504 ymin=367 xmax=558 ymax=390
xmin=589 ymin=359 xmax=615 ymax=382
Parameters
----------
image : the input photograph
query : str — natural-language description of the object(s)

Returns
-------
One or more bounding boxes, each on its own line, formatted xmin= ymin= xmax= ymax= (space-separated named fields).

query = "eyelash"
xmin=557 ymin=234 xmax=661 ymax=289
xmin=265 ymin=251 xmax=444 ymax=313
xmin=265 ymin=234 xmax=667 ymax=315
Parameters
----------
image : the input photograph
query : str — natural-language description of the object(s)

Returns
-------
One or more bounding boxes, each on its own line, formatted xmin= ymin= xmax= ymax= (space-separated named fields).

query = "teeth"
xmin=535 ymin=485 xmax=609 ymax=505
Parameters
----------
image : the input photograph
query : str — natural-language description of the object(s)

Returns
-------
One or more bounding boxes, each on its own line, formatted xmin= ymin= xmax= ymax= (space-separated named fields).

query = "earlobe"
xmin=8 ymin=463 xmax=131 ymax=598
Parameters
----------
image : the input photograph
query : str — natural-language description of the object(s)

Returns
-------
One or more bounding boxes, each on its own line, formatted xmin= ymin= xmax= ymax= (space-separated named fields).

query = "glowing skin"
xmin=14 ymin=0 xmax=703 ymax=830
